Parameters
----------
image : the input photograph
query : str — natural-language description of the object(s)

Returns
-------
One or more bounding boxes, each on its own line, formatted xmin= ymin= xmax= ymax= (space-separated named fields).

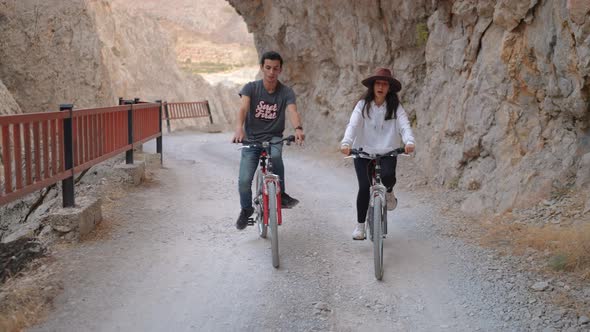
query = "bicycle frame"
xmin=258 ymin=148 xmax=283 ymax=226
xmin=368 ymin=160 xmax=388 ymax=235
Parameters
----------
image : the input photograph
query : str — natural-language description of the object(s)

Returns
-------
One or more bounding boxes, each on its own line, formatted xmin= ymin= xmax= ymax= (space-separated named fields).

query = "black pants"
xmin=354 ymin=156 xmax=397 ymax=223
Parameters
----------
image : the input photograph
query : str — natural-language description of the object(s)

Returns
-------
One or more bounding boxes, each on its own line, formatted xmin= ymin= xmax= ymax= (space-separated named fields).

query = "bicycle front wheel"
xmin=254 ymin=169 xmax=267 ymax=238
xmin=267 ymin=182 xmax=280 ymax=268
xmin=373 ymin=198 xmax=384 ymax=280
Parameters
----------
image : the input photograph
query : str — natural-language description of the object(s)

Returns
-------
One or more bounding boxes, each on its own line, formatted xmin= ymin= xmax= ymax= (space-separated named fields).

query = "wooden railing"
xmin=0 ymin=99 xmax=213 ymax=207
xmin=163 ymin=101 xmax=213 ymax=132
xmin=0 ymin=100 xmax=163 ymax=207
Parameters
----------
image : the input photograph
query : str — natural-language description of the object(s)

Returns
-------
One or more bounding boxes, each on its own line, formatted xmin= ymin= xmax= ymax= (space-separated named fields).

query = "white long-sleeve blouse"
xmin=341 ymin=100 xmax=415 ymax=155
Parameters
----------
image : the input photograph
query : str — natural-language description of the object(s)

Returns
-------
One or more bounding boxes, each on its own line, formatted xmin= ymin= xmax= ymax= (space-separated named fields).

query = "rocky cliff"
xmin=0 ymin=0 xmax=114 ymax=112
xmin=0 ymin=0 xmax=238 ymax=127
xmin=0 ymin=80 xmax=20 ymax=115
xmin=228 ymin=0 xmax=590 ymax=215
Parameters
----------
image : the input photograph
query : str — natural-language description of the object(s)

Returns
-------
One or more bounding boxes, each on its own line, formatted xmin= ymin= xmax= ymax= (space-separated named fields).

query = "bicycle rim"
xmin=373 ymin=198 xmax=384 ymax=280
xmin=268 ymin=183 xmax=280 ymax=268
xmin=254 ymin=169 xmax=267 ymax=238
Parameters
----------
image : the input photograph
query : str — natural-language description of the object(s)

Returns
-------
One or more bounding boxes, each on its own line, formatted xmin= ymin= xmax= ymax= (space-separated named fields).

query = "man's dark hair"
xmin=260 ymin=51 xmax=283 ymax=67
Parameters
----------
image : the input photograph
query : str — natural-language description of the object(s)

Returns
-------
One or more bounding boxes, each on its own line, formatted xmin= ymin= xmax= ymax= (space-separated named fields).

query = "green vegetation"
xmin=549 ymin=253 xmax=568 ymax=271
xmin=180 ymin=61 xmax=238 ymax=74
xmin=448 ymin=175 xmax=460 ymax=189
xmin=416 ymin=22 xmax=429 ymax=47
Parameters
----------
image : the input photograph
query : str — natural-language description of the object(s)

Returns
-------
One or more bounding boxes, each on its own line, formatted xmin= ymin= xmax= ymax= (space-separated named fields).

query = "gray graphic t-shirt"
xmin=239 ymin=80 xmax=296 ymax=142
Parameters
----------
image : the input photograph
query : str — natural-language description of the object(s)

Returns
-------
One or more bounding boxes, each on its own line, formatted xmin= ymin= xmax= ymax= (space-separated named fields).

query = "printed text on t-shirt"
xmin=254 ymin=101 xmax=278 ymax=120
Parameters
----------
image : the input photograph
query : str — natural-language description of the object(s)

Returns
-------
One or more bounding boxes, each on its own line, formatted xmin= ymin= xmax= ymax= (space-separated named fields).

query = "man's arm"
xmin=286 ymin=103 xmax=305 ymax=144
xmin=232 ymin=95 xmax=250 ymax=143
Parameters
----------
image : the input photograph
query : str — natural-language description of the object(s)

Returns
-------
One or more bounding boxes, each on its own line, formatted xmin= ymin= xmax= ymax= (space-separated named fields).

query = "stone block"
xmin=114 ymin=161 xmax=145 ymax=185
xmin=1 ymin=220 xmax=40 ymax=244
xmin=44 ymin=196 xmax=102 ymax=240
xmin=138 ymin=153 xmax=161 ymax=169
xmin=134 ymin=143 xmax=144 ymax=152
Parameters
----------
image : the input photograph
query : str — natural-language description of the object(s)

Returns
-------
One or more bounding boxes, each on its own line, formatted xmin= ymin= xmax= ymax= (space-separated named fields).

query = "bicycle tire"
xmin=268 ymin=182 xmax=280 ymax=268
xmin=254 ymin=169 xmax=267 ymax=238
xmin=373 ymin=198 xmax=384 ymax=280
xmin=367 ymin=202 xmax=374 ymax=242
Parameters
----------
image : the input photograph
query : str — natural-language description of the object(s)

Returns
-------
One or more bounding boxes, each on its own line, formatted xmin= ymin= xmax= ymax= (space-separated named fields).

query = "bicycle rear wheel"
xmin=267 ymin=182 xmax=280 ymax=268
xmin=254 ymin=169 xmax=267 ymax=238
xmin=373 ymin=198 xmax=384 ymax=280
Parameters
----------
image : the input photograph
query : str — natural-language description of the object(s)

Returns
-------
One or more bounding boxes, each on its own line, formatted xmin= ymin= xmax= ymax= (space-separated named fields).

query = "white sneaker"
xmin=352 ymin=223 xmax=366 ymax=240
xmin=386 ymin=190 xmax=397 ymax=211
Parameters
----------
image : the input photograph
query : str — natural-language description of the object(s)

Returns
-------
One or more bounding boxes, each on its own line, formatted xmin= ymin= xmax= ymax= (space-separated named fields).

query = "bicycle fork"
xmin=263 ymin=174 xmax=283 ymax=226
xmin=370 ymin=184 xmax=388 ymax=236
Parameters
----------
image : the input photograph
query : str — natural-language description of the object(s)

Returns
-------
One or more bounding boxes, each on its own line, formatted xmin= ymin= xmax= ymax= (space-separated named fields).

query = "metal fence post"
xmin=60 ymin=104 xmax=75 ymax=208
xmin=205 ymin=101 xmax=214 ymax=124
xmin=156 ymin=100 xmax=163 ymax=165
xmin=125 ymin=100 xmax=134 ymax=164
xmin=164 ymin=101 xmax=171 ymax=133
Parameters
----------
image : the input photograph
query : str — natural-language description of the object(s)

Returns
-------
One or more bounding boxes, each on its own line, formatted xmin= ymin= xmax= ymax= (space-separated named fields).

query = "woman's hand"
xmin=340 ymin=144 xmax=351 ymax=155
xmin=405 ymin=143 xmax=415 ymax=154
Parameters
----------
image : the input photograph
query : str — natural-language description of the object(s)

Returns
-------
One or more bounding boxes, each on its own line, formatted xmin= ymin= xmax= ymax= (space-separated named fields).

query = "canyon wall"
xmin=0 ymin=0 xmax=238 ymax=126
xmin=228 ymin=0 xmax=590 ymax=215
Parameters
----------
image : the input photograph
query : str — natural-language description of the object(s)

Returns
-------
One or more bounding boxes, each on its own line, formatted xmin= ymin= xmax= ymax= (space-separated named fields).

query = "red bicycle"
xmin=240 ymin=135 xmax=295 ymax=268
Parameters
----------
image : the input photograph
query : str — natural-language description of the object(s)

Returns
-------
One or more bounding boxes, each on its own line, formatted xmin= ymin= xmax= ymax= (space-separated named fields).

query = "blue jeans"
xmin=238 ymin=137 xmax=285 ymax=209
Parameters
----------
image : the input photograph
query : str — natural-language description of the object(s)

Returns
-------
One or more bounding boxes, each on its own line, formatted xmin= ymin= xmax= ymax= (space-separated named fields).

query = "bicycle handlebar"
xmin=349 ymin=147 xmax=406 ymax=159
xmin=240 ymin=135 xmax=296 ymax=149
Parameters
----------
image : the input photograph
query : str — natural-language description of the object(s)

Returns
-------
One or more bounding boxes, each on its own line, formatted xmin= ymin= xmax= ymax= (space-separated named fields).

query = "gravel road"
xmin=30 ymin=132 xmax=588 ymax=332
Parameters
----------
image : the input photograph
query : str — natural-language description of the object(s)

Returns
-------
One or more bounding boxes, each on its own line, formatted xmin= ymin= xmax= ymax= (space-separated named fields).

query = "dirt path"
xmin=29 ymin=132 xmax=540 ymax=331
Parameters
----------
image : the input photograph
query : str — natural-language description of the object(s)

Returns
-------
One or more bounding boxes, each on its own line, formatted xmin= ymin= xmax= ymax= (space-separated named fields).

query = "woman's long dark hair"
xmin=360 ymin=83 xmax=399 ymax=120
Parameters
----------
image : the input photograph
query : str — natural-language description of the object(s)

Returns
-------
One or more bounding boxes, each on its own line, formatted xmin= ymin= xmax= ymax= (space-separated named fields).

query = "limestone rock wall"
xmin=0 ymin=79 xmax=20 ymax=115
xmin=0 ymin=0 xmax=115 ymax=112
xmin=228 ymin=0 xmax=590 ymax=215
xmin=0 ymin=0 xmax=238 ymax=127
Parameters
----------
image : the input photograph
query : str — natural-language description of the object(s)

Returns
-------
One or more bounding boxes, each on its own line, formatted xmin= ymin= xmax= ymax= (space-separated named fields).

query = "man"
xmin=232 ymin=51 xmax=305 ymax=230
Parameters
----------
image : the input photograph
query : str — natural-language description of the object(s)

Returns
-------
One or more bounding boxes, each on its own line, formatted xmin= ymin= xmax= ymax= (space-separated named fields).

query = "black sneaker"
xmin=281 ymin=193 xmax=299 ymax=209
xmin=236 ymin=207 xmax=254 ymax=230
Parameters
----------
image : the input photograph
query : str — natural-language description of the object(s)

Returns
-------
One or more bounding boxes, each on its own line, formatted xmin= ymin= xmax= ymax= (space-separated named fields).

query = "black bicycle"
xmin=349 ymin=147 xmax=405 ymax=280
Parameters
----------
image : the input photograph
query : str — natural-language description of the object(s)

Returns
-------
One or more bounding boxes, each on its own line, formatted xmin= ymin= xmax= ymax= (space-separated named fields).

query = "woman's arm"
xmin=341 ymin=101 xmax=364 ymax=146
xmin=396 ymin=104 xmax=415 ymax=153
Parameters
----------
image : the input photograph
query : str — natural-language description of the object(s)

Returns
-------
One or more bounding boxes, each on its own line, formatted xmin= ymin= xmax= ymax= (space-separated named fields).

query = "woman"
xmin=340 ymin=67 xmax=415 ymax=240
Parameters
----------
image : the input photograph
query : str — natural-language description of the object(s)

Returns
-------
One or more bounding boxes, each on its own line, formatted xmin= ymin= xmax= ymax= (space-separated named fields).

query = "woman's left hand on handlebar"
xmin=405 ymin=143 xmax=415 ymax=154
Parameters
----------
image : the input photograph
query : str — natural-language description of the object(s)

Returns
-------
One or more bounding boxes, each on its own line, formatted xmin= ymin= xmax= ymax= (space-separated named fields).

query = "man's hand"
xmin=295 ymin=128 xmax=305 ymax=145
xmin=232 ymin=127 xmax=245 ymax=143
xmin=405 ymin=143 xmax=415 ymax=154
xmin=340 ymin=144 xmax=351 ymax=155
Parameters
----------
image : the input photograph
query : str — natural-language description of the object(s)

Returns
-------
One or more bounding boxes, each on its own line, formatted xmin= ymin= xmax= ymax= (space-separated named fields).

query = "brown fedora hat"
xmin=361 ymin=67 xmax=402 ymax=92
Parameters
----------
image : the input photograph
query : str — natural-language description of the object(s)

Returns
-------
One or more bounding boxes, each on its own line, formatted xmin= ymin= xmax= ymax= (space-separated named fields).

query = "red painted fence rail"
xmin=0 ymin=99 xmax=211 ymax=207
xmin=0 ymin=101 xmax=164 ymax=207
xmin=0 ymin=111 xmax=71 ymax=205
